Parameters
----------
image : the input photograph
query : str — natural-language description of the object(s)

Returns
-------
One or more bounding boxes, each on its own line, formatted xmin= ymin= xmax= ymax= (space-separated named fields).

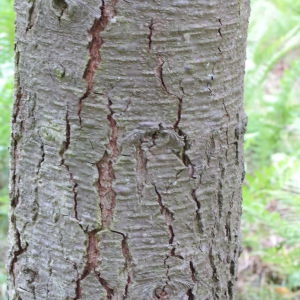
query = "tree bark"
xmin=8 ymin=0 xmax=249 ymax=299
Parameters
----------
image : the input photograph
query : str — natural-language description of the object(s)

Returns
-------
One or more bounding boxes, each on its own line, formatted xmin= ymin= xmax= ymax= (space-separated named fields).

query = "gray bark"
xmin=8 ymin=0 xmax=249 ymax=299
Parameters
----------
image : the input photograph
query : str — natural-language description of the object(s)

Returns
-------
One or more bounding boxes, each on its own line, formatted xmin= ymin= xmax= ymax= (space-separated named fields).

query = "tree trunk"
xmin=8 ymin=0 xmax=249 ymax=299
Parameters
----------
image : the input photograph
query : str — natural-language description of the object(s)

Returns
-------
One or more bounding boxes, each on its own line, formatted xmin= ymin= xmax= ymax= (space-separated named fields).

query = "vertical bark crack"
xmin=217 ymin=18 xmax=223 ymax=38
xmin=191 ymin=189 xmax=204 ymax=234
xmin=209 ymin=247 xmax=220 ymax=298
xmin=59 ymin=109 xmax=79 ymax=220
xmin=95 ymin=96 xmax=119 ymax=228
xmin=153 ymin=184 xmax=183 ymax=296
xmin=36 ymin=133 xmax=45 ymax=176
xmin=9 ymin=78 xmax=27 ymax=293
xmin=26 ymin=0 xmax=37 ymax=32
xmin=112 ymin=230 xmax=133 ymax=298
xmin=187 ymin=288 xmax=195 ymax=300
xmin=135 ymin=143 xmax=148 ymax=200
xmin=175 ymin=130 xmax=195 ymax=179
xmin=78 ymin=0 xmax=117 ymax=124
xmin=75 ymin=229 xmax=114 ymax=299
xmin=153 ymin=184 xmax=174 ymax=233
xmin=155 ymin=56 xmax=169 ymax=94
xmin=189 ymin=261 xmax=197 ymax=283
xmin=9 ymin=220 xmax=29 ymax=286
xmin=96 ymin=152 xmax=116 ymax=228
xmin=12 ymin=87 xmax=22 ymax=124
xmin=95 ymin=271 xmax=114 ymax=299
xmin=147 ymin=18 xmax=154 ymax=50
xmin=154 ymin=57 xmax=195 ymax=178
xmin=217 ymin=180 xmax=223 ymax=218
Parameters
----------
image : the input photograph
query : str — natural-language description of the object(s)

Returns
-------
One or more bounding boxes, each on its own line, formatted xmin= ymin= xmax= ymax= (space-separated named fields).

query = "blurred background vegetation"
xmin=0 ymin=0 xmax=299 ymax=298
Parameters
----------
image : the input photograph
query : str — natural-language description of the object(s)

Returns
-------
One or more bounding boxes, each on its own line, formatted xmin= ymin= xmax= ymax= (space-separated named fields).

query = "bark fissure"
xmin=154 ymin=57 xmax=195 ymax=179
xmin=153 ymin=184 xmax=184 ymax=296
xmin=191 ymin=189 xmax=204 ymax=234
xmin=176 ymin=130 xmax=195 ymax=178
xmin=111 ymin=230 xmax=133 ymax=298
xmin=155 ymin=57 xmax=184 ymax=131
xmin=95 ymin=271 xmax=114 ymax=299
xmin=78 ymin=0 xmax=117 ymax=124
xmin=36 ymin=134 xmax=45 ymax=176
xmin=59 ymin=109 xmax=80 ymax=220
xmin=11 ymin=140 xmax=19 ymax=208
xmin=135 ymin=143 xmax=148 ymax=200
xmin=96 ymin=96 xmax=119 ymax=228
xmin=153 ymin=184 xmax=174 ymax=237
xmin=9 ymin=222 xmax=29 ymax=286
xmin=52 ymin=0 xmax=68 ymax=22
xmin=147 ymin=18 xmax=154 ymax=50
xmin=26 ymin=0 xmax=36 ymax=32
xmin=217 ymin=18 xmax=223 ymax=38
xmin=187 ymin=288 xmax=195 ymax=300
xmin=12 ymin=87 xmax=22 ymax=124
xmin=156 ymin=56 xmax=169 ymax=94
xmin=217 ymin=180 xmax=223 ymax=218
xmin=209 ymin=247 xmax=220 ymax=298
xmin=75 ymin=229 xmax=114 ymax=299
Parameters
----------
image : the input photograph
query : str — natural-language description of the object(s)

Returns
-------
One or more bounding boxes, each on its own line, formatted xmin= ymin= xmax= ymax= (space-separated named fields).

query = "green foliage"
xmin=0 ymin=0 xmax=14 ymax=298
xmin=242 ymin=0 xmax=300 ymax=297
xmin=0 ymin=0 xmax=13 ymax=238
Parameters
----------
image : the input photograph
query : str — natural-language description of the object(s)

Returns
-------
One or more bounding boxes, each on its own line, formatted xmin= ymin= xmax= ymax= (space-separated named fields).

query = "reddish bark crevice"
xmin=96 ymin=95 xmax=119 ymax=228
xmin=111 ymin=230 xmax=133 ymax=297
xmin=124 ymin=275 xmax=131 ymax=299
xmin=84 ymin=230 xmax=100 ymax=278
xmin=95 ymin=271 xmax=114 ymax=299
xmin=96 ymin=152 xmax=116 ymax=228
xmin=75 ymin=229 xmax=114 ymax=299
xmin=78 ymin=0 xmax=117 ymax=124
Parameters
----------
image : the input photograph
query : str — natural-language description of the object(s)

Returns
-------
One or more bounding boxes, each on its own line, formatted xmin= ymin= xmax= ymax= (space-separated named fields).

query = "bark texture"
xmin=9 ymin=0 xmax=249 ymax=299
